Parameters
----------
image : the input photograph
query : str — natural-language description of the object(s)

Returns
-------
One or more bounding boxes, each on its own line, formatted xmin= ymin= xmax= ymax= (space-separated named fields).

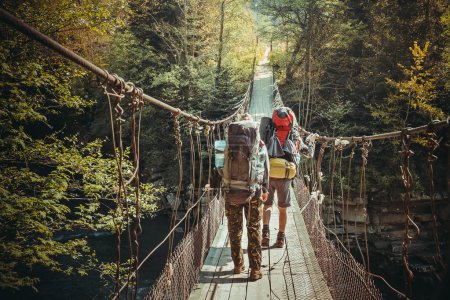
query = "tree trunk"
xmin=303 ymin=0 xmax=313 ymax=129
xmin=286 ymin=38 xmax=302 ymax=83
xmin=216 ymin=1 xmax=225 ymax=86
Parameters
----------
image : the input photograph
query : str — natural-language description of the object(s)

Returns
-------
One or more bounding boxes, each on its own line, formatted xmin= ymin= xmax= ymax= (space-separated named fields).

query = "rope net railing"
xmin=297 ymin=120 xmax=449 ymax=300
xmin=295 ymin=180 xmax=384 ymax=300
xmin=144 ymin=194 xmax=224 ymax=300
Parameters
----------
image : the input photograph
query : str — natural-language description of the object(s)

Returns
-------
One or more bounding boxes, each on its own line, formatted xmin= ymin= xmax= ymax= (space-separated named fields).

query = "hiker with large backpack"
xmin=222 ymin=113 xmax=269 ymax=281
xmin=261 ymin=107 xmax=314 ymax=248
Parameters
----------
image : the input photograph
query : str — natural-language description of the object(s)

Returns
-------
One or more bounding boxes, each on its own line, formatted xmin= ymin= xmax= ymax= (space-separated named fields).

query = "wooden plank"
xmin=228 ymin=204 xmax=288 ymax=299
xmin=291 ymin=199 xmax=333 ymax=299
xmin=206 ymin=242 xmax=234 ymax=300
xmin=189 ymin=219 xmax=229 ymax=300
xmin=267 ymin=207 xmax=292 ymax=299
xmin=227 ymin=217 xmax=250 ymax=300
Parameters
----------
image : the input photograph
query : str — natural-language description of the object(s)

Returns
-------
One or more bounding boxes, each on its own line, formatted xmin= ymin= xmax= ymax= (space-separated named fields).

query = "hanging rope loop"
xmin=361 ymin=138 xmax=372 ymax=167
xmin=350 ymin=138 xmax=357 ymax=158
xmin=399 ymin=129 xmax=414 ymax=190
xmin=399 ymin=128 xmax=416 ymax=298
xmin=425 ymin=130 xmax=445 ymax=269
xmin=172 ymin=112 xmax=182 ymax=149
xmin=194 ymin=121 xmax=201 ymax=136
xmin=204 ymin=124 xmax=211 ymax=138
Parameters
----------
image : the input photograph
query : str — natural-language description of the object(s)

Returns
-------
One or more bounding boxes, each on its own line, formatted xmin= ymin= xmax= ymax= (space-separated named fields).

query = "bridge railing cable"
xmin=0 ymin=8 xmax=248 ymax=126
xmin=299 ymin=119 xmax=448 ymax=142
xmin=297 ymin=120 xmax=449 ymax=300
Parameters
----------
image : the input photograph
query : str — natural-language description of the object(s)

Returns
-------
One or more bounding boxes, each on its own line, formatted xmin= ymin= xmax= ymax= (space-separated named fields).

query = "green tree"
xmin=372 ymin=42 xmax=445 ymax=128
xmin=257 ymin=0 xmax=361 ymax=131
xmin=104 ymin=0 xmax=257 ymax=188
xmin=0 ymin=0 xmax=161 ymax=292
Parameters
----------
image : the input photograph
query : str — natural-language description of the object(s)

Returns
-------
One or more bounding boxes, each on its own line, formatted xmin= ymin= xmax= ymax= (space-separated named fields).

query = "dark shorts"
xmin=265 ymin=178 xmax=293 ymax=208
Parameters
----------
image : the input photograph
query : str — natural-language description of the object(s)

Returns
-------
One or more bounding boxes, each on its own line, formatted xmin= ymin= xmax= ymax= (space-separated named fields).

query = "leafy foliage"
xmin=2 ymin=0 xmax=446 ymax=295
xmin=372 ymin=41 xmax=445 ymax=128
xmin=0 ymin=0 xmax=163 ymax=292
xmin=96 ymin=0 xmax=258 ymax=188
xmin=257 ymin=0 xmax=449 ymax=200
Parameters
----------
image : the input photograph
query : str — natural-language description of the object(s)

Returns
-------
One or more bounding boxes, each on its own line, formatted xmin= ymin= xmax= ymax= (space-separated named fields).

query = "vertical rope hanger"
xmin=309 ymin=151 xmax=317 ymax=192
xmin=335 ymin=140 xmax=346 ymax=247
xmin=185 ymin=121 xmax=196 ymax=235
xmin=205 ymin=125 xmax=213 ymax=186
xmin=194 ymin=122 xmax=203 ymax=226
xmin=316 ymin=142 xmax=328 ymax=192
xmin=425 ymin=130 xmax=445 ymax=269
xmin=400 ymin=129 xmax=420 ymax=299
xmin=163 ymin=112 xmax=183 ymax=300
xmin=329 ymin=143 xmax=338 ymax=235
xmin=168 ymin=112 xmax=183 ymax=257
xmin=360 ymin=139 xmax=372 ymax=274
xmin=316 ymin=142 xmax=328 ymax=219
xmin=128 ymin=83 xmax=145 ymax=297
xmin=345 ymin=141 xmax=357 ymax=250
xmin=114 ymin=78 xmax=133 ymax=299
xmin=103 ymin=75 xmax=147 ymax=300
xmin=204 ymin=125 xmax=213 ymax=209
xmin=353 ymin=138 xmax=369 ymax=272
xmin=216 ymin=123 xmax=222 ymax=141
xmin=102 ymin=84 xmax=124 ymax=295
xmin=425 ymin=127 xmax=446 ymax=269
xmin=103 ymin=74 xmax=128 ymax=298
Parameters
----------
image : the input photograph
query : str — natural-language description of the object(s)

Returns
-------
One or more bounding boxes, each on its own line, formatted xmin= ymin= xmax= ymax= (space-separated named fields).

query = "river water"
xmin=1 ymin=213 xmax=182 ymax=300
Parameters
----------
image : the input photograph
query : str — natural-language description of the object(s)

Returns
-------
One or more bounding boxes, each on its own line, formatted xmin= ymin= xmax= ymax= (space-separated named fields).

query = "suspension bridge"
xmin=1 ymin=8 xmax=449 ymax=300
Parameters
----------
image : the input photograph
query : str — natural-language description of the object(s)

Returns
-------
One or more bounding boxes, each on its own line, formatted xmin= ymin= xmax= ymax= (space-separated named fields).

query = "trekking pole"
xmin=268 ymin=236 xmax=272 ymax=300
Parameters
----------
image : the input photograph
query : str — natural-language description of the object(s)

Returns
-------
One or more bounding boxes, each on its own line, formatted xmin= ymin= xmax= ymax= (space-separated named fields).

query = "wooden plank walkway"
xmin=248 ymin=48 xmax=274 ymax=123
xmin=190 ymin=50 xmax=332 ymax=300
xmin=189 ymin=195 xmax=332 ymax=300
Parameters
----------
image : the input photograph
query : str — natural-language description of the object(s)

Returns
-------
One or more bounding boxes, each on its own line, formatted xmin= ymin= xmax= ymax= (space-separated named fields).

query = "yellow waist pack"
xmin=269 ymin=158 xmax=296 ymax=179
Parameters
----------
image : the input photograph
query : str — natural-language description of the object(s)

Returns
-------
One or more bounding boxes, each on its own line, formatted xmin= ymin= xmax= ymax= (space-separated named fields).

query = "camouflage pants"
xmin=225 ymin=196 xmax=262 ymax=270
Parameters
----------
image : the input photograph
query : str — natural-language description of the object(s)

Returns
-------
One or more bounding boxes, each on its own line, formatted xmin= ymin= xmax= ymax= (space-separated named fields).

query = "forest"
xmin=0 ymin=0 xmax=448 ymax=299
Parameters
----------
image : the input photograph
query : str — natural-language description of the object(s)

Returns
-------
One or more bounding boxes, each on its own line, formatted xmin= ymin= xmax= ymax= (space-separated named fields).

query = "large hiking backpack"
xmin=272 ymin=107 xmax=295 ymax=147
xmin=267 ymin=107 xmax=300 ymax=163
xmin=267 ymin=107 xmax=301 ymax=178
xmin=223 ymin=120 xmax=266 ymax=203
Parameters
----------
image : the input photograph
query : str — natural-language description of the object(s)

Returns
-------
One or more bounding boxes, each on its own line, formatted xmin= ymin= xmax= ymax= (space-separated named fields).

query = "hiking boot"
xmin=249 ymin=269 xmax=262 ymax=281
xmin=275 ymin=231 xmax=285 ymax=248
xmin=233 ymin=263 xmax=245 ymax=274
xmin=261 ymin=228 xmax=270 ymax=248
